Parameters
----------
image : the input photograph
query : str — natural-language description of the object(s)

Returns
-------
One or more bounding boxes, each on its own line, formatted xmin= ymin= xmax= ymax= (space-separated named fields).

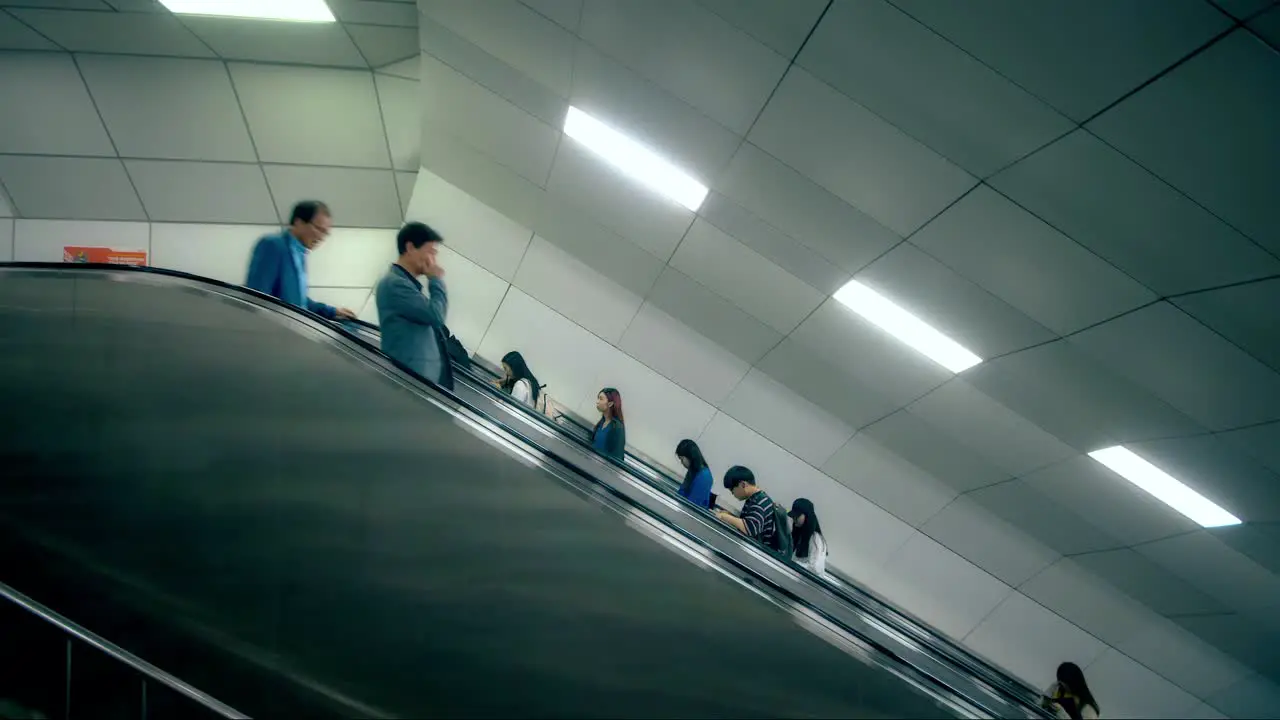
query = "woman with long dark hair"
xmin=788 ymin=498 xmax=828 ymax=574
xmin=1042 ymin=662 xmax=1100 ymax=719
xmin=498 ymin=351 xmax=540 ymax=408
xmin=592 ymin=387 xmax=626 ymax=461
xmin=675 ymin=439 xmax=713 ymax=509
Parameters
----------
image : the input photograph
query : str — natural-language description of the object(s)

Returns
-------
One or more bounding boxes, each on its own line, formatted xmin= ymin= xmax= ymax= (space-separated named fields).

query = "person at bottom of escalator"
xmin=375 ymin=222 xmax=452 ymax=390
xmin=1041 ymin=662 xmax=1100 ymax=719
xmin=716 ymin=466 xmax=784 ymax=554
xmin=788 ymin=498 xmax=827 ymax=575
xmin=591 ymin=387 xmax=626 ymax=461
xmin=498 ymin=351 xmax=541 ymax=409
xmin=675 ymin=439 xmax=713 ymax=509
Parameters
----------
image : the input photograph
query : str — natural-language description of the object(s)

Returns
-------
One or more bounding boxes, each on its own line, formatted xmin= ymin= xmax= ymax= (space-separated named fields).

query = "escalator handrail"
xmin=5 ymin=263 xmax=1043 ymax=718
xmin=341 ymin=319 xmax=1048 ymax=712
xmin=0 ymin=580 xmax=248 ymax=719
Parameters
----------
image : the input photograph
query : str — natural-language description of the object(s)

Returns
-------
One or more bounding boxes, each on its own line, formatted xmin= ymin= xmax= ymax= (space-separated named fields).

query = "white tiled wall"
xmin=9 ymin=170 xmax=1275 ymax=718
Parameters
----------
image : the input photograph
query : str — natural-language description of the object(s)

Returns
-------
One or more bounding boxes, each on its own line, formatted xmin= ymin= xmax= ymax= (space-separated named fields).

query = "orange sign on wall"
xmin=63 ymin=246 xmax=148 ymax=267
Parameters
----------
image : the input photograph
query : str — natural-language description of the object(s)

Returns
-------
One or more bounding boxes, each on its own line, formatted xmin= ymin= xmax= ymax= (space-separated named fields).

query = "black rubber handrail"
xmin=4 ymin=263 xmax=1046 ymax=718
xmin=340 ymin=319 xmax=1049 ymax=714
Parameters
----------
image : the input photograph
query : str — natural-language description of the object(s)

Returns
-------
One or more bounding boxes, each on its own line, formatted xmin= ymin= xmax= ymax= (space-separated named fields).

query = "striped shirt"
xmin=740 ymin=490 xmax=779 ymax=549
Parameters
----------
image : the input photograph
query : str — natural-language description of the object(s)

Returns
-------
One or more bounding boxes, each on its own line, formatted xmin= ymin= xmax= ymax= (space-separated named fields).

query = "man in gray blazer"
xmin=375 ymin=222 xmax=452 ymax=389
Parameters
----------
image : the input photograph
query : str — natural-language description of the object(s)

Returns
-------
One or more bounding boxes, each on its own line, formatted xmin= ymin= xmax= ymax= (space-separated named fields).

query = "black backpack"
xmin=441 ymin=325 xmax=472 ymax=370
xmin=770 ymin=502 xmax=794 ymax=560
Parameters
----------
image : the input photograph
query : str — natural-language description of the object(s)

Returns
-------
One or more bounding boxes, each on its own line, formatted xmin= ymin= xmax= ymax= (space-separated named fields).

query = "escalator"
xmin=0 ymin=263 xmax=1046 ymax=719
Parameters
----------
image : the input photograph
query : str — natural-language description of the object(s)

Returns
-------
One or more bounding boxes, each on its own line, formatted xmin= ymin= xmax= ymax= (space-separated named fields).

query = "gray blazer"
xmin=375 ymin=264 xmax=449 ymax=386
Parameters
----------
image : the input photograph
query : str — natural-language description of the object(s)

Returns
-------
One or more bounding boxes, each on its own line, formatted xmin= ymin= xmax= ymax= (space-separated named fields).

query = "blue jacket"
xmin=375 ymin=264 xmax=452 ymax=388
xmin=679 ymin=466 xmax=713 ymax=509
xmin=245 ymin=230 xmax=336 ymax=319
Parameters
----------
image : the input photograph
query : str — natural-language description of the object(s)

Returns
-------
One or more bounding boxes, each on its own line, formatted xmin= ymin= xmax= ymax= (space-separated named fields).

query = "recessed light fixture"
xmin=563 ymin=106 xmax=708 ymax=212
xmin=158 ymin=0 xmax=335 ymax=22
xmin=1089 ymin=446 xmax=1241 ymax=528
xmin=832 ymin=280 xmax=982 ymax=373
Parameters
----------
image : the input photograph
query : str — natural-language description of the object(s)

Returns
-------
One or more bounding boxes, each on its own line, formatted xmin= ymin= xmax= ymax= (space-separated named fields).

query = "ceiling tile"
xmin=800 ymin=0 xmax=1071 ymax=178
xmin=0 ymin=10 xmax=59 ymax=49
xmin=1179 ymin=612 xmax=1280 ymax=688
xmin=373 ymin=74 xmax=419 ymax=171
xmin=892 ymin=0 xmax=1231 ymax=122
xmin=669 ymin=219 xmax=824 ymax=334
xmin=749 ymin=67 xmax=976 ymax=235
xmin=1211 ymin=522 xmax=1280 ymax=577
xmin=965 ymin=593 xmax=1108 ymax=689
xmin=857 ymin=242 xmax=1056 ymax=359
xmin=533 ymin=196 xmax=664 ymax=298
xmin=861 ymin=409 xmax=1010 ymax=493
xmin=420 ymin=53 xmax=559 ymax=187
xmin=992 ymin=130 xmax=1279 ymax=296
xmin=1086 ymin=648 xmax=1205 ymax=719
xmin=418 ymin=13 xmax=564 ymax=129
xmin=263 ymin=165 xmax=402 ymax=228
xmin=698 ymin=193 xmax=849 ymax=294
xmin=920 ymin=495 xmax=1059 ymax=586
xmin=1217 ymin=422 xmax=1280 ymax=476
xmin=789 ymin=300 xmax=954 ymax=407
xmin=421 ymin=0 xmax=574 ymax=97
xmin=77 ymin=55 xmax=256 ymax=162
xmin=570 ymin=42 xmax=740 ymax=184
xmin=0 ymin=0 xmax=109 ymax=7
xmin=715 ymin=143 xmax=901 ymax=275
xmin=229 ymin=63 xmax=390 ymax=168
xmin=0 ymin=187 xmax=12 ymax=217
xmin=967 ymin=480 xmax=1125 ymax=555
xmin=580 ymin=0 xmax=788 ymax=135
xmin=11 ymin=8 xmax=211 ymax=56
xmin=1175 ymin=279 xmax=1280 ymax=374
xmin=1139 ymin=532 xmax=1280 ymax=613
xmin=645 ymin=266 xmax=781 ymax=366
xmin=1088 ymin=30 xmax=1280 ymax=255
xmin=0 ymin=220 xmax=12 ymax=260
xmin=696 ymin=0 xmax=827 ymax=58
xmin=126 ymin=160 xmax=276 ymax=224
xmin=1216 ymin=0 xmax=1278 ymax=20
xmin=1069 ymin=301 xmax=1280 ymax=431
xmin=721 ymin=368 xmax=856 ymax=468
xmin=1021 ymin=454 xmax=1199 ymax=547
xmin=0 ymin=51 xmax=114 ymax=155
xmin=418 ymin=120 xmax=543 ymax=231
xmin=909 ymin=379 xmax=1077 ymax=478
xmin=376 ymin=55 xmax=418 ymax=81
xmin=404 ymin=169 xmax=532 ymax=283
xmin=1124 ymin=616 xmax=1249 ymax=702
xmin=875 ymin=533 xmax=1013 ymax=641
xmin=0 ymin=155 xmax=144 ymax=220
xmin=514 ymin=235 xmax=642 ymax=343
xmin=1128 ymin=434 xmax=1280 ymax=524
xmin=618 ymin=301 xmax=752 ymax=406
xmin=393 ymin=171 xmax=414 ymax=214
xmin=519 ymin=0 xmax=582 ymax=33
xmin=328 ymin=0 xmax=417 ymax=26
xmin=822 ymin=433 xmax=959 ymax=528
xmin=345 ymin=23 xmax=417 ymax=68
xmin=1072 ymin=547 xmax=1233 ymax=617
xmin=101 ymin=0 xmax=162 ymax=10
xmin=1021 ymin=558 xmax=1163 ymax=649
xmin=544 ymin=140 xmax=695 ymax=260
xmin=911 ymin=185 xmax=1156 ymax=335
xmin=755 ymin=338 xmax=901 ymax=430
xmin=965 ymin=339 xmax=1207 ymax=452
xmin=180 ymin=16 xmax=365 ymax=67
xmin=1251 ymin=3 xmax=1280 ymax=48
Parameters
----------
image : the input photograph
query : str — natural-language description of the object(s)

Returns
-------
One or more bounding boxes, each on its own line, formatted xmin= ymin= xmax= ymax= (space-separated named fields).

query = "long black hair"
xmin=1055 ymin=662 xmax=1098 ymax=719
xmin=675 ymin=439 xmax=707 ymax=497
xmin=789 ymin=498 xmax=822 ymax=559
xmin=500 ymin=351 xmax=539 ymax=403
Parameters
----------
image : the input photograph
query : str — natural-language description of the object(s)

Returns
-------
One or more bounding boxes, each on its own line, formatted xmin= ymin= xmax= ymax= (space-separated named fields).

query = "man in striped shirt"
xmin=716 ymin=466 xmax=781 ymax=551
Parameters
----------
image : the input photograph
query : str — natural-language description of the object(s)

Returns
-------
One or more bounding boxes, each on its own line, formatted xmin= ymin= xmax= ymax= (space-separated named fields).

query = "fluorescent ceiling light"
xmin=159 ymin=0 xmax=335 ymax=22
xmin=563 ymin=106 xmax=708 ymax=211
xmin=1089 ymin=446 xmax=1241 ymax=528
xmin=832 ymin=280 xmax=982 ymax=373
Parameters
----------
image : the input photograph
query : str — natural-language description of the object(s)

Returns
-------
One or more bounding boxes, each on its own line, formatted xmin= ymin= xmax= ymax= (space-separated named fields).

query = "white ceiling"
xmin=2 ymin=0 xmax=1280 ymax=705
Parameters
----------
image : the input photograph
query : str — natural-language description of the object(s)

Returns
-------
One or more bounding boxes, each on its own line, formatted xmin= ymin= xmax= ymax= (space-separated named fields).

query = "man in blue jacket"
xmin=245 ymin=200 xmax=357 ymax=321
xmin=375 ymin=221 xmax=452 ymax=390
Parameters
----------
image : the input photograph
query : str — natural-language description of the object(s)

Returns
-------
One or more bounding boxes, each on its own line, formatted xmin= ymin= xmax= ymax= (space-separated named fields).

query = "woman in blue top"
xmin=591 ymin=387 xmax=626 ymax=461
xmin=675 ymin=439 xmax=714 ymax=509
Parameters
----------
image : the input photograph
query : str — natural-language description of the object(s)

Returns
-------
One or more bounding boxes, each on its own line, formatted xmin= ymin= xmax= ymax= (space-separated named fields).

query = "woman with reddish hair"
xmin=591 ymin=387 xmax=626 ymax=461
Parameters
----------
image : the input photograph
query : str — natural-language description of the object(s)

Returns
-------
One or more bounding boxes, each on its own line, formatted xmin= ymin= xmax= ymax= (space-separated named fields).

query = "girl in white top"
xmin=1042 ymin=662 xmax=1100 ymax=719
xmin=788 ymin=498 xmax=828 ymax=575
xmin=498 ymin=351 xmax=540 ymax=409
